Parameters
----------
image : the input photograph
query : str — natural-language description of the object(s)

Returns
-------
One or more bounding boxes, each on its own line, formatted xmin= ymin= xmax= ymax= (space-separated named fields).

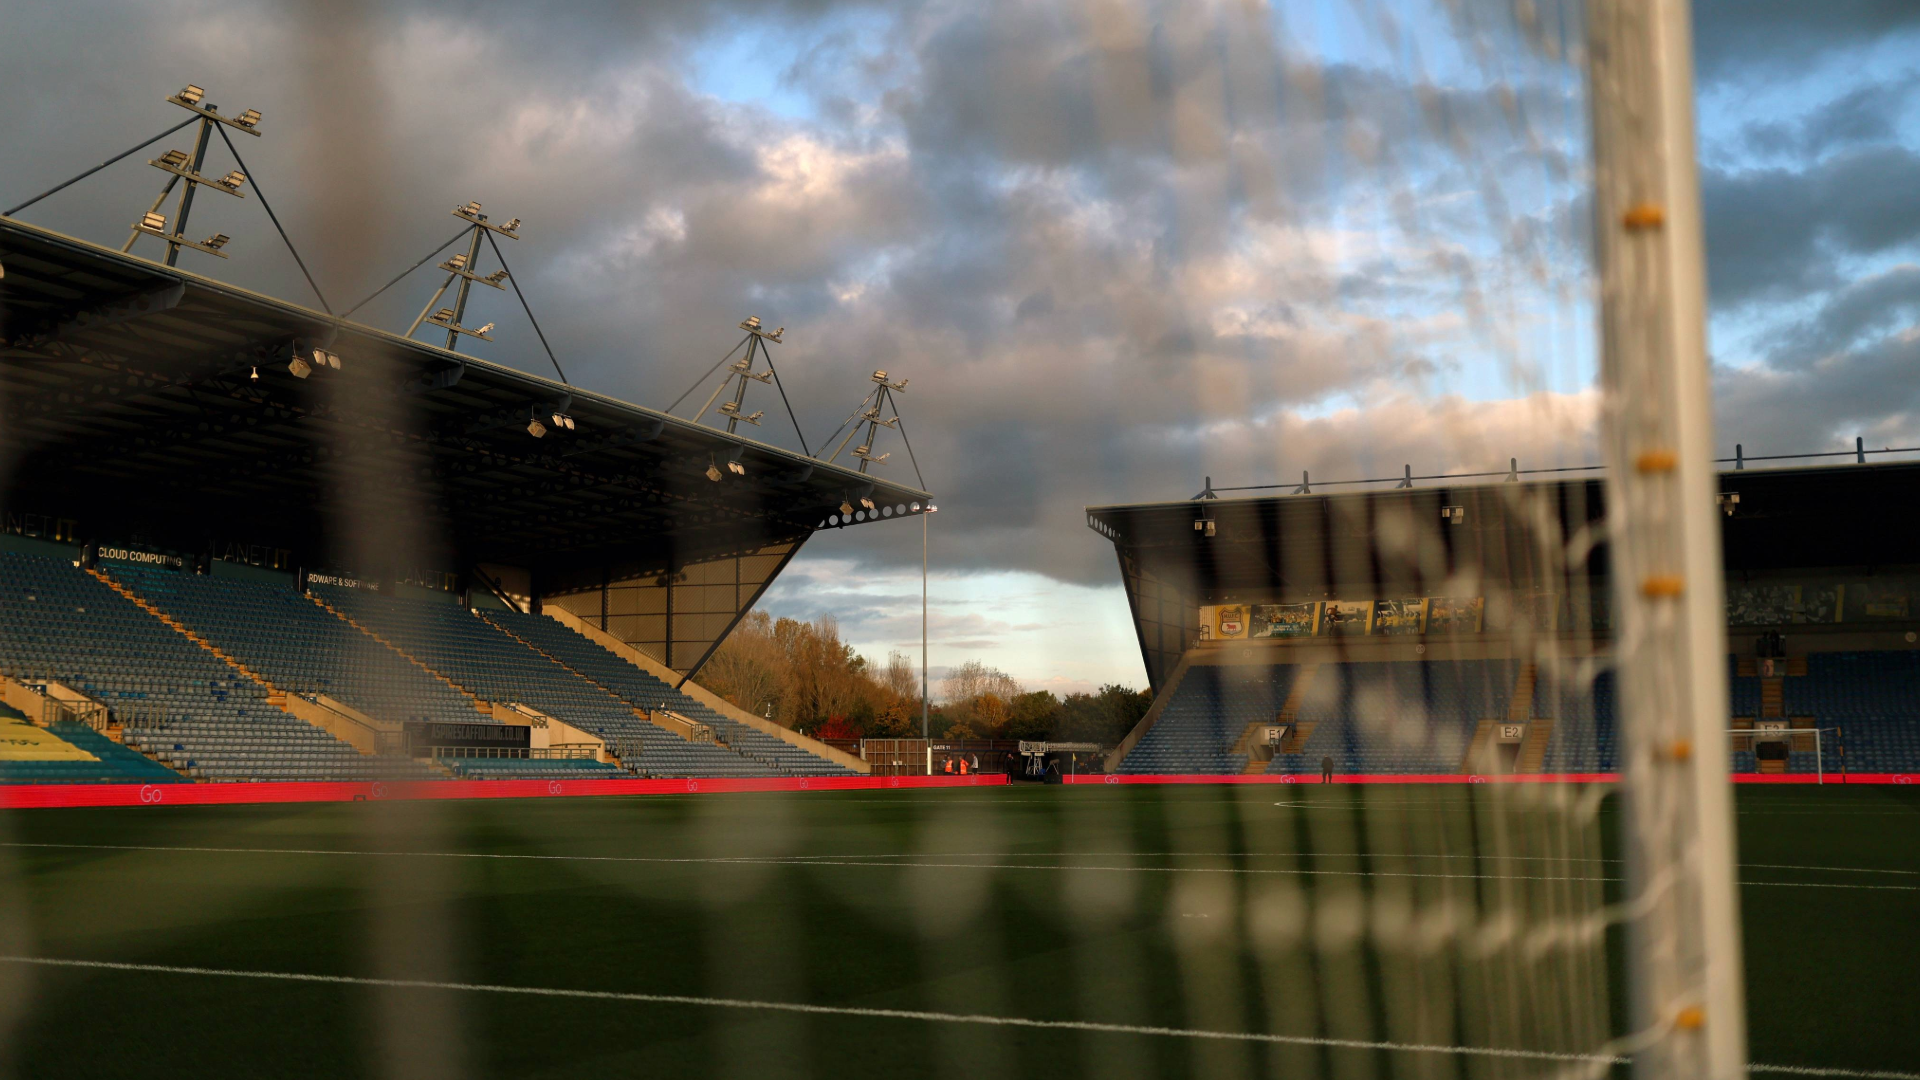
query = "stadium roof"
xmin=0 ymin=217 xmax=930 ymax=594
xmin=1088 ymin=461 xmax=1920 ymax=593
xmin=1088 ymin=461 xmax=1920 ymax=690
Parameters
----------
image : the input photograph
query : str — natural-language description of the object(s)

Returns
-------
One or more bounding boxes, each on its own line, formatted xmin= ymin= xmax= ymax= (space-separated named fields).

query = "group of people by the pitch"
xmin=937 ymin=753 xmax=1066 ymax=783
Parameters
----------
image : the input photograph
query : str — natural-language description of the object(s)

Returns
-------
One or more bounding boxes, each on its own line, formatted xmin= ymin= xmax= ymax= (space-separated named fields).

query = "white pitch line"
xmin=1758 ymin=1060 xmax=1920 ymax=1068
xmin=0 ymin=955 xmax=1910 ymax=1079
xmin=5 ymin=841 xmax=1917 ymax=891
xmin=789 ymin=852 xmax=1920 ymax=877
xmin=0 ymin=955 xmax=1629 ymax=1065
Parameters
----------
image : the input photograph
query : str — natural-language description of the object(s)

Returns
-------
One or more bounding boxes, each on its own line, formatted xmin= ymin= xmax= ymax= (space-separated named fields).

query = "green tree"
xmin=1005 ymin=690 xmax=1060 ymax=741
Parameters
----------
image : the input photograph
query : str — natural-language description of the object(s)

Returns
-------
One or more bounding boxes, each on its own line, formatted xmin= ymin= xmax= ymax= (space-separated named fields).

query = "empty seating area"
xmin=1120 ymin=664 xmax=1295 ymax=774
xmin=439 ymin=755 xmax=627 ymax=780
xmin=104 ymin=564 xmax=481 ymax=727
xmin=123 ymin=717 xmax=439 ymax=781
xmin=1778 ymin=653 xmax=1920 ymax=774
xmin=1273 ymin=661 xmax=1510 ymax=775
xmin=314 ymin=586 xmax=773 ymax=778
xmin=0 ymin=552 xmax=278 ymax=734
xmin=0 ymin=552 xmax=434 ymax=781
xmin=1537 ymin=668 xmax=1618 ymax=773
xmin=0 ymin=701 xmax=179 ymax=784
xmin=1787 ymin=652 xmax=1920 ymax=719
xmin=481 ymin=608 xmax=854 ymax=777
xmin=1122 ymin=658 xmax=1559 ymax=775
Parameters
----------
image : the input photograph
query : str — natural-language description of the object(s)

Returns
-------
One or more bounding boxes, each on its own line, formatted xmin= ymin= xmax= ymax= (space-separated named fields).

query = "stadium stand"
xmin=1537 ymin=668 xmax=1618 ymax=773
xmin=1118 ymin=649 xmax=1916 ymax=778
xmin=1119 ymin=660 xmax=1512 ymax=775
xmin=0 ymin=699 xmax=180 ymax=784
xmin=0 ymin=552 xmax=435 ymax=781
xmin=438 ymin=755 xmax=626 ymax=780
xmin=1781 ymin=652 xmax=1920 ymax=774
xmin=311 ymin=584 xmax=784 ymax=777
xmin=480 ymin=608 xmax=854 ymax=776
xmin=102 ymin=564 xmax=482 ymax=728
xmin=1119 ymin=665 xmax=1292 ymax=774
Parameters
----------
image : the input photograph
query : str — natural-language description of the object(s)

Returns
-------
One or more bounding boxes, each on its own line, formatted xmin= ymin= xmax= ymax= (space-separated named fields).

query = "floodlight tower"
xmin=405 ymin=201 xmax=520 ymax=351
xmin=124 ymin=84 xmax=262 ymax=265
xmin=691 ymin=317 xmax=786 ymax=434
xmin=825 ymin=370 xmax=911 ymax=475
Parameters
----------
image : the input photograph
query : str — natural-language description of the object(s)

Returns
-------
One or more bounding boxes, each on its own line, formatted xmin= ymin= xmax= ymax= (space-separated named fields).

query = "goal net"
xmin=1728 ymin=727 xmax=1835 ymax=783
xmin=0 ymin=0 xmax=1748 ymax=1076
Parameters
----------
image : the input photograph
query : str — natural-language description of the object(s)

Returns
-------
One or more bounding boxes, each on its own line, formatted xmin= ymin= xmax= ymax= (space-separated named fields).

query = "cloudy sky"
xmin=3 ymin=0 xmax=1917 ymax=696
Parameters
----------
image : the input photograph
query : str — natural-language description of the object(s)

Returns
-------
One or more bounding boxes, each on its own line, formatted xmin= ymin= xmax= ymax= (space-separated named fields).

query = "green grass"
xmin=0 ymin=784 xmax=1915 ymax=1079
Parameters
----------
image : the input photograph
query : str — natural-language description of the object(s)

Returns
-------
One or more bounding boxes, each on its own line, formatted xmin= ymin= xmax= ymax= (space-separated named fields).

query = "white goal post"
xmin=1589 ymin=0 xmax=1749 ymax=1075
xmin=1726 ymin=728 xmax=1838 ymax=784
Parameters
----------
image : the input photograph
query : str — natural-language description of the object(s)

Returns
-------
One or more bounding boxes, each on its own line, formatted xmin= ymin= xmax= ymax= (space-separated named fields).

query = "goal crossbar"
xmin=1725 ymin=727 xmax=1838 ymax=784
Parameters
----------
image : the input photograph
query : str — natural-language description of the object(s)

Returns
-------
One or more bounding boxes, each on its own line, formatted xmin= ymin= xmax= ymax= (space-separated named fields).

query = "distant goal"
xmin=1728 ymin=726 xmax=1841 ymax=783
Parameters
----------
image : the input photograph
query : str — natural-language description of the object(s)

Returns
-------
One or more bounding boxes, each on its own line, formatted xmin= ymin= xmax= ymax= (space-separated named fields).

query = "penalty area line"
xmin=0 ymin=956 xmax=1912 ymax=1078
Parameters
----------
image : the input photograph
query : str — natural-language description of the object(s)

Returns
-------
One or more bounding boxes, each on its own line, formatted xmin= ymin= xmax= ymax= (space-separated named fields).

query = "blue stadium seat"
xmin=312 ymin=586 xmax=816 ymax=778
xmin=0 ymin=553 xmax=440 ymax=783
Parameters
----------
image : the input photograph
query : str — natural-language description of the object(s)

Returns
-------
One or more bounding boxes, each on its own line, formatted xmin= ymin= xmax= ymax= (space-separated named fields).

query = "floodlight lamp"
xmin=249 ymin=366 xmax=259 ymax=382
xmin=527 ymin=417 xmax=547 ymax=438
xmin=473 ymin=323 xmax=495 ymax=336
xmin=288 ymin=356 xmax=312 ymax=379
xmin=431 ymin=308 xmax=455 ymax=324
xmin=158 ymin=149 xmax=190 ymax=168
xmin=140 ymin=211 xmax=167 ymax=232
xmin=444 ymin=253 xmax=468 ymax=271
xmin=551 ymin=412 xmax=576 ymax=431
xmin=234 ymin=108 xmax=262 ymax=129
xmin=727 ymin=461 xmax=746 ymax=475
xmin=457 ymin=201 xmax=483 ymax=219
xmin=484 ymin=270 xmax=509 ymax=284
xmin=177 ymin=85 xmax=206 ymax=106
xmin=860 ymin=497 xmax=876 ymax=510
xmin=740 ymin=316 xmax=762 ymax=332
xmin=706 ymin=460 xmax=723 ymax=482
xmin=202 ymin=234 xmax=230 ymax=251
xmin=1205 ymin=520 xmax=1217 ymax=537
xmin=871 ymin=370 xmax=889 ymax=384
xmin=216 ymin=170 xmax=247 ymax=190
xmin=1194 ymin=520 xmax=1205 ymax=531
xmin=840 ymin=500 xmax=854 ymax=516
xmin=502 ymin=218 xmax=521 ymax=233
xmin=743 ymin=410 xmax=763 ymax=425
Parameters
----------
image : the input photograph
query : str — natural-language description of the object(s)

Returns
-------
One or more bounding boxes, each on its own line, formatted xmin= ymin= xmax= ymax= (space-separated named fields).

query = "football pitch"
xmin=0 ymin=784 xmax=1914 ymax=1079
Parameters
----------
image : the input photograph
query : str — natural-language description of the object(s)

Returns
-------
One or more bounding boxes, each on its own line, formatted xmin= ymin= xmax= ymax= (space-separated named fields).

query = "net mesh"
xmin=0 ymin=0 xmax=1744 ymax=1076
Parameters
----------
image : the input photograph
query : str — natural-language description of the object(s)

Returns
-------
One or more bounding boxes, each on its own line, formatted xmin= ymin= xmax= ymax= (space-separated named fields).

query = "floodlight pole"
xmin=922 ymin=508 xmax=930 ymax=742
xmin=163 ymin=119 xmax=216 ymax=267
xmin=443 ymin=225 xmax=486 ymax=351
xmin=1588 ymin=1 xmax=1745 ymax=1077
xmin=723 ymin=336 xmax=760 ymax=434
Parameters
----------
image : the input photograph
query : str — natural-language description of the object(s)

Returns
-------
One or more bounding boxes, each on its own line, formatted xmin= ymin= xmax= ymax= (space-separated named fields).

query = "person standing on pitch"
xmin=1321 ymin=755 xmax=1334 ymax=783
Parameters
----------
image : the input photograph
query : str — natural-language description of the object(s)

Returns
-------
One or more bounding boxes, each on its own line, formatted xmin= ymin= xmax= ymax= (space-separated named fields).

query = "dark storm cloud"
xmin=1703 ymin=147 xmax=1920 ymax=308
xmin=1692 ymin=0 xmax=1920 ymax=83
xmin=1742 ymin=78 xmax=1917 ymax=160
xmin=1768 ymin=266 xmax=1920 ymax=370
